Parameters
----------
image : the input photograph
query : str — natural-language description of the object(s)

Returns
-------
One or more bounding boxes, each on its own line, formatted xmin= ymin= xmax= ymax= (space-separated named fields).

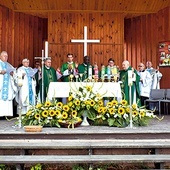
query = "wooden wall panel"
xmin=124 ymin=6 xmax=170 ymax=88
xmin=0 ymin=5 xmax=47 ymax=67
xmin=48 ymin=12 xmax=124 ymax=70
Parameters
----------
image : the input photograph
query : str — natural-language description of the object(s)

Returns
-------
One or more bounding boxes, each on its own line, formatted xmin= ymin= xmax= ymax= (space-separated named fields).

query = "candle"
xmin=42 ymin=49 xmax=44 ymax=58
xmin=45 ymin=41 xmax=48 ymax=58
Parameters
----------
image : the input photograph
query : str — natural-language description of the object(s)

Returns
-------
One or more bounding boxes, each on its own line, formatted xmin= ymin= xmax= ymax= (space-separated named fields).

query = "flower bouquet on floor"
xmin=94 ymin=99 xmax=156 ymax=128
xmin=21 ymin=100 xmax=82 ymax=128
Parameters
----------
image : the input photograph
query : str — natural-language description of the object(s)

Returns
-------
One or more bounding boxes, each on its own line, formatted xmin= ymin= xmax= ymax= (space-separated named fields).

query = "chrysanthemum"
xmin=42 ymin=110 xmax=48 ymax=117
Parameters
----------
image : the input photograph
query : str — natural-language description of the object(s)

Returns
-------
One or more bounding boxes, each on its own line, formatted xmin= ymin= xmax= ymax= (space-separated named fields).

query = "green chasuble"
xmin=61 ymin=62 xmax=77 ymax=82
xmin=39 ymin=66 xmax=57 ymax=102
xmin=119 ymin=66 xmax=141 ymax=106
xmin=78 ymin=63 xmax=89 ymax=81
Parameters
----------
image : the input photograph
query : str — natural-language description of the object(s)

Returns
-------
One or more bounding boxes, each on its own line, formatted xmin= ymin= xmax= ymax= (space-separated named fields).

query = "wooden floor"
xmin=0 ymin=115 xmax=169 ymax=139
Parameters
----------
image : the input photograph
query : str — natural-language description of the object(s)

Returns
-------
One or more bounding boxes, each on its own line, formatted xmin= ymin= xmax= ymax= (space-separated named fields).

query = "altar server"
xmin=0 ymin=51 xmax=17 ymax=117
xmin=119 ymin=60 xmax=141 ymax=106
xmin=137 ymin=63 xmax=152 ymax=106
xmin=15 ymin=58 xmax=37 ymax=114
xmin=146 ymin=61 xmax=162 ymax=89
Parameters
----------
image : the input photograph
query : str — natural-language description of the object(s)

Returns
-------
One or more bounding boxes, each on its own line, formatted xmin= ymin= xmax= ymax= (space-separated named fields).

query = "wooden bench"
xmin=0 ymin=139 xmax=170 ymax=169
xmin=1 ymin=138 xmax=170 ymax=149
xmin=0 ymin=154 xmax=170 ymax=164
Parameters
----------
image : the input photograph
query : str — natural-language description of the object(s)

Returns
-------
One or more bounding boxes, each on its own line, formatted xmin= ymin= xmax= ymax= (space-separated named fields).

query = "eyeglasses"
xmin=138 ymin=65 xmax=143 ymax=67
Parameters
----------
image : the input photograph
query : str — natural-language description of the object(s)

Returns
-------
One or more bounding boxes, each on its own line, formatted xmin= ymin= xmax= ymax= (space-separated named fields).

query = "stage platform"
xmin=0 ymin=115 xmax=169 ymax=139
xmin=0 ymin=115 xmax=170 ymax=169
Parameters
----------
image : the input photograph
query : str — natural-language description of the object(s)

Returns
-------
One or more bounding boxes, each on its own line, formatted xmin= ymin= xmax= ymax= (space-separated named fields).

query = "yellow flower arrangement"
xmin=67 ymin=83 xmax=104 ymax=122
xmin=95 ymin=99 xmax=156 ymax=127
xmin=21 ymin=82 xmax=158 ymax=128
xmin=22 ymin=100 xmax=82 ymax=128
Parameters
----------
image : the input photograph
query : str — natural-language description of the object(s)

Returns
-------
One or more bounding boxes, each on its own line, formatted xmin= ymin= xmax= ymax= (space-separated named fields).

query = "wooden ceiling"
xmin=0 ymin=0 xmax=170 ymax=18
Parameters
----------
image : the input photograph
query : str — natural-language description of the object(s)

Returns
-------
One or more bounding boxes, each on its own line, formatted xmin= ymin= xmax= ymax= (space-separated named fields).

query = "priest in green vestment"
xmin=39 ymin=58 xmax=57 ymax=102
xmin=119 ymin=60 xmax=141 ymax=106
xmin=60 ymin=53 xmax=78 ymax=82
xmin=78 ymin=55 xmax=92 ymax=81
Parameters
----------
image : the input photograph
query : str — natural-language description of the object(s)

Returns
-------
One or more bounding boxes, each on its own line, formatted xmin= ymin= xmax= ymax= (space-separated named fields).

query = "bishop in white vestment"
xmin=0 ymin=51 xmax=17 ymax=117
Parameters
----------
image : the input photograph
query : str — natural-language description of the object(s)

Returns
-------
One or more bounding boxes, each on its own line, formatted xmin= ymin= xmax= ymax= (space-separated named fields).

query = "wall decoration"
xmin=159 ymin=41 xmax=170 ymax=66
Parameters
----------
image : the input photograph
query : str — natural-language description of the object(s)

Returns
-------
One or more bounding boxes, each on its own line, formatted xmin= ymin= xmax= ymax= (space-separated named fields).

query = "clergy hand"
xmin=140 ymin=79 xmax=143 ymax=83
xmin=22 ymin=73 xmax=26 ymax=78
xmin=0 ymin=70 xmax=6 ymax=75
xmin=75 ymin=61 xmax=78 ymax=68
xmin=68 ymin=64 xmax=73 ymax=70
xmin=10 ymin=71 xmax=14 ymax=76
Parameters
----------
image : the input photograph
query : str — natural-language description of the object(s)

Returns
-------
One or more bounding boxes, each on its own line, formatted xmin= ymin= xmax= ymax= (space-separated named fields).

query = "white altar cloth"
xmin=48 ymin=82 xmax=122 ymax=101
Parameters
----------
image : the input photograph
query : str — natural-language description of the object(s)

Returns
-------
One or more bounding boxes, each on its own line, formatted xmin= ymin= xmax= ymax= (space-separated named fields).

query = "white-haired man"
xmin=0 ymin=51 xmax=17 ymax=117
xmin=119 ymin=60 xmax=141 ymax=106
xmin=15 ymin=58 xmax=36 ymax=114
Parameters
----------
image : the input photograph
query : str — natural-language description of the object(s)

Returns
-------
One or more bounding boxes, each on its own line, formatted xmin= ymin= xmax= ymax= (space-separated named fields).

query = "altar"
xmin=47 ymin=82 xmax=122 ymax=101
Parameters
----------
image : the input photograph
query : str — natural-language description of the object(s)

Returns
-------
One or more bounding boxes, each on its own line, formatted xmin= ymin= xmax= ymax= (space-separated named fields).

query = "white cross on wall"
xmin=71 ymin=26 xmax=100 ymax=57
